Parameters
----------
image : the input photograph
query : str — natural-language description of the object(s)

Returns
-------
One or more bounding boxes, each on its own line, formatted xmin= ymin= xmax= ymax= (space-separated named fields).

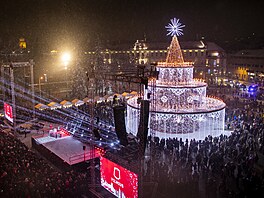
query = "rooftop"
xmin=233 ymin=49 xmax=264 ymax=58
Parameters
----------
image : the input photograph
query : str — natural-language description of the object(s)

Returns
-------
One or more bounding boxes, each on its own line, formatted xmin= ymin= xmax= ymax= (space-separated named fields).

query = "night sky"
xmin=0 ymin=0 xmax=263 ymax=51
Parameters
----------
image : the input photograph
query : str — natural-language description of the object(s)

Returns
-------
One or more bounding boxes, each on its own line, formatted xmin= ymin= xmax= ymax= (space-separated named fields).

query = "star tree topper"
xmin=165 ymin=18 xmax=185 ymax=36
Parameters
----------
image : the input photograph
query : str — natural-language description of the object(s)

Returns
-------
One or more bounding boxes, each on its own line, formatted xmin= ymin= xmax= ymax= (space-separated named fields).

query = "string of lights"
xmin=126 ymin=18 xmax=226 ymax=140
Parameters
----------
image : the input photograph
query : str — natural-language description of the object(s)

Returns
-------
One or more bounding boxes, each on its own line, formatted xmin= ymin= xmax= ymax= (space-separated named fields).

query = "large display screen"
xmin=4 ymin=103 xmax=13 ymax=123
xmin=100 ymin=156 xmax=138 ymax=198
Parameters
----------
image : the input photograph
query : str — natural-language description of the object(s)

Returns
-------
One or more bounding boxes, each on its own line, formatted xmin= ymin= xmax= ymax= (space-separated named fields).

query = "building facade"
xmin=227 ymin=49 xmax=264 ymax=85
xmin=84 ymin=39 xmax=227 ymax=83
xmin=36 ymin=40 xmax=227 ymax=98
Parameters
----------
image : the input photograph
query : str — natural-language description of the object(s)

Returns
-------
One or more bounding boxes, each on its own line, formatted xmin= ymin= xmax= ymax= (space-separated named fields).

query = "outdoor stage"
xmin=32 ymin=131 xmax=100 ymax=166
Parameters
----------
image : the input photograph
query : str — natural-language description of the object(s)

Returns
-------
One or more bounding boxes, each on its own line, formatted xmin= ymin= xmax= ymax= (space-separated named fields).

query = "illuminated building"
xmin=83 ymin=40 xmax=226 ymax=82
xmin=227 ymin=49 xmax=264 ymax=84
xmin=126 ymin=18 xmax=226 ymax=140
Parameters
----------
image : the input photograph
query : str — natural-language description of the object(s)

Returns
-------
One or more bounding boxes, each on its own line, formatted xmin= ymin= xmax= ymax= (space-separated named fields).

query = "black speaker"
xmin=113 ymin=105 xmax=128 ymax=146
xmin=147 ymin=93 xmax=151 ymax=99
xmin=137 ymin=100 xmax=150 ymax=155
xmin=93 ymin=128 xmax=101 ymax=139
xmin=96 ymin=116 xmax=99 ymax=124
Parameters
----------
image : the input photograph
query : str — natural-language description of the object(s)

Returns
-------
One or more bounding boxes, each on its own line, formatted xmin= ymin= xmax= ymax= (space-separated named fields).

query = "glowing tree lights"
xmin=164 ymin=18 xmax=186 ymax=65
xmin=165 ymin=35 xmax=185 ymax=65
xmin=126 ymin=18 xmax=226 ymax=140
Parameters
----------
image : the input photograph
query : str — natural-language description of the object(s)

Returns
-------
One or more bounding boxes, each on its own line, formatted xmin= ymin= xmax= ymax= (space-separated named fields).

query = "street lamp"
xmin=39 ymin=76 xmax=43 ymax=97
xmin=44 ymin=73 xmax=47 ymax=82
xmin=61 ymin=52 xmax=71 ymax=69
xmin=61 ymin=52 xmax=72 ymax=91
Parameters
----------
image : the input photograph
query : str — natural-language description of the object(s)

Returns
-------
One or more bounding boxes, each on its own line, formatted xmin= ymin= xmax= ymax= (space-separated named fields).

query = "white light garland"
xmin=126 ymin=21 xmax=226 ymax=140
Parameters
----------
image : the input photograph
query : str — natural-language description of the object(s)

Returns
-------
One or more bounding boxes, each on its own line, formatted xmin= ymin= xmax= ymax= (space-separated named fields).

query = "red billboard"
xmin=4 ymin=103 xmax=13 ymax=123
xmin=100 ymin=156 xmax=138 ymax=198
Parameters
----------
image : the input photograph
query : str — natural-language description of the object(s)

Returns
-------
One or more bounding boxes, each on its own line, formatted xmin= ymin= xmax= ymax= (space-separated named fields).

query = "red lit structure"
xmin=4 ymin=102 xmax=13 ymax=123
xmin=100 ymin=156 xmax=138 ymax=198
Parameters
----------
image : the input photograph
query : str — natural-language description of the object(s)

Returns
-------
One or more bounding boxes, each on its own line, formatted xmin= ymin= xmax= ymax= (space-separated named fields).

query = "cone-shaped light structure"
xmin=166 ymin=35 xmax=184 ymax=65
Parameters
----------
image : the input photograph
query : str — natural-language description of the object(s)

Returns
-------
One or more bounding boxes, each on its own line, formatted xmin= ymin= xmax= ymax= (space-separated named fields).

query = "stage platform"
xmin=32 ymin=135 xmax=100 ymax=165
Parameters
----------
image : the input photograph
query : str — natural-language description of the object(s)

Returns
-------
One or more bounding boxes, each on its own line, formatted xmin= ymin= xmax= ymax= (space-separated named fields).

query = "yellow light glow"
xmin=61 ymin=52 xmax=71 ymax=62
xmin=61 ymin=52 xmax=71 ymax=66
xmin=211 ymin=52 xmax=219 ymax=56
xmin=19 ymin=38 xmax=26 ymax=49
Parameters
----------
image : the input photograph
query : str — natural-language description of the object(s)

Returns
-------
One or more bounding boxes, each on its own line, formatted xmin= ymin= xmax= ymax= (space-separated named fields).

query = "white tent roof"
xmin=35 ymin=103 xmax=49 ymax=110
xmin=60 ymin=100 xmax=72 ymax=108
xmin=72 ymin=99 xmax=84 ymax=106
xmin=47 ymin=102 xmax=62 ymax=109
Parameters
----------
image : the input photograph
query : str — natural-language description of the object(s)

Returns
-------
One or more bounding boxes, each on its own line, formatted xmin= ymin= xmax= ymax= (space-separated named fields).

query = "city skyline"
xmin=0 ymin=0 xmax=263 ymax=51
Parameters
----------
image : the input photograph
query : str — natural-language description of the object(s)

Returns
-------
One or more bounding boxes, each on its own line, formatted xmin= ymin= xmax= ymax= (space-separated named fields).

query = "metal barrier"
xmin=69 ymin=149 xmax=100 ymax=165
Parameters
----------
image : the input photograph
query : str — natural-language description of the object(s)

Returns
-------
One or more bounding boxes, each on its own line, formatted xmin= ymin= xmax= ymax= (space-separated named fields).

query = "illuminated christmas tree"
xmin=166 ymin=35 xmax=184 ymax=65
xmin=126 ymin=17 xmax=227 ymax=141
xmin=165 ymin=18 xmax=185 ymax=65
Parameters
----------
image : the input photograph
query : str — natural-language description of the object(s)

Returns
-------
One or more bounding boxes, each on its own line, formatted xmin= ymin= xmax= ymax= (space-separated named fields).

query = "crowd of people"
xmin=0 ymin=84 xmax=263 ymax=197
xmin=140 ymin=88 xmax=264 ymax=198
xmin=0 ymin=130 xmax=94 ymax=197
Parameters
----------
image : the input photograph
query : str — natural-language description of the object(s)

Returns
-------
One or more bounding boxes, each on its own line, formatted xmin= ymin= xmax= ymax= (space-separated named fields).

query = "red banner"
xmin=100 ymin=156 xmax=138 ymax=198
xmin=4 ymin=103 xmax=13 ymax=123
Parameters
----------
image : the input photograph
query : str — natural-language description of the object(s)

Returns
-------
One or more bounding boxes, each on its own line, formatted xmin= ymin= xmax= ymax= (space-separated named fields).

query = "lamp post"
xmin=44 ymin=73 xmax=47 ymax=82
xmin=39 ymin=76 xmax=43 ymax=97
xmin=61 ymin=52 xmax=71 ymax=93
xmin=65 ymin=66 xmax=68 ymax=89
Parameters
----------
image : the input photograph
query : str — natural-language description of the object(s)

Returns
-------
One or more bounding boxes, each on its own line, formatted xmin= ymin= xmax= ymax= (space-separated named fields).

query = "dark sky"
xmin=0 ymin=0 xmax=263 ymax=50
